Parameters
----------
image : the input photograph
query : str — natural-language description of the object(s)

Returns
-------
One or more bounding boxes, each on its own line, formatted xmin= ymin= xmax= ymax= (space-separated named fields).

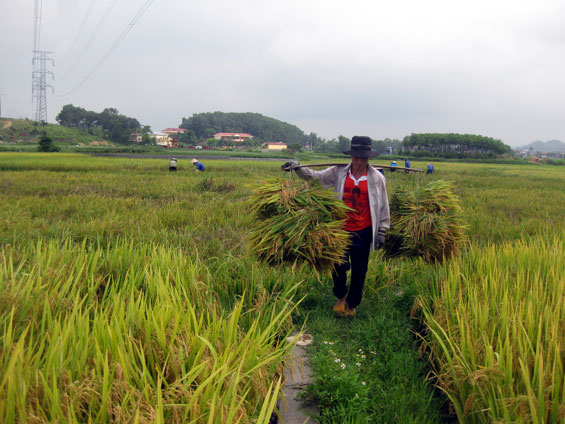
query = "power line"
xmin=32 ymin=0 xmax=48 ymax=121
xmin=0 ymin=94 xmax=6 ymax=119
xmin=57 ymin=0 xmax=155 ymax=97
xmin=37 ymin=0 xmax=43 ymax=51
xmin=58 ymin=0 xmax=100 ymax=65
xmin=56 ymin=0 xmax=120 ymax=81
xmin=33 ymin=0 xmax=43 ymax=52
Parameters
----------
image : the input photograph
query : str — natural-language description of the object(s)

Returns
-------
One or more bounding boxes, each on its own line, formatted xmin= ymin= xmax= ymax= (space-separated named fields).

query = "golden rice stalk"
xmin=248 ymin=179 xmax=352 ymax=273
xmin=386 ymin=179 xmax=467 ymax=263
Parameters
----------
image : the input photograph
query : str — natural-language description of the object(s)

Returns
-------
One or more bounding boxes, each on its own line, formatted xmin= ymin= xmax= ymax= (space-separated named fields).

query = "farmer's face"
xmin=351 ymin=156 xmax=369 ymax=170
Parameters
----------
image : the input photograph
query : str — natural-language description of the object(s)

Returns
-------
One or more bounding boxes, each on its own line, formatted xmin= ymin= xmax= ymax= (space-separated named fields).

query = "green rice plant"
xmin=385 ymin=179 xmax=468 ymax=263
xmin=248 ymin=179 xmax=352 ymax=274
xmin=0 ymin=239 xmax=300 ymax=422
xmin=196 ymin=177 xmax=236 ymax=193
xmin=419 ymin=233 xmax=565 ymax=423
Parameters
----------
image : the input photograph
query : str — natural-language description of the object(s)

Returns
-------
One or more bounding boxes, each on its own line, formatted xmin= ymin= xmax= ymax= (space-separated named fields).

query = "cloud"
xmin=1 ymin=0 xmax=565 ymax=145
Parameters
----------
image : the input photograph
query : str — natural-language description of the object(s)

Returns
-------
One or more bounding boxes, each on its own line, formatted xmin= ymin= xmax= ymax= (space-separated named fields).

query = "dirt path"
xmin=89 ymin=153 xmax=286 ymax=162
xmin=281 ymin=333 xmax=318 ymax=423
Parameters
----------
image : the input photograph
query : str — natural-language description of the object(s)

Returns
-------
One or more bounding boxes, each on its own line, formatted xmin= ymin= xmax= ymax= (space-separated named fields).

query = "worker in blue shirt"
xmin=390 ymin=161 xmax=397 ymax=172
xmin=192 ymin=158 xmax=206 ymax=171
xmin=426 ymin=163 xmax=434 ymax=175
xmin=404 ymin=158 xmax=411 ymax=173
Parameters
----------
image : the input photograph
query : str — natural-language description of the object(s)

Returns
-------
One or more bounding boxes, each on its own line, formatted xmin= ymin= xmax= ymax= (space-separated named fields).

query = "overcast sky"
xmin=1 ymin=0 xmax=564 ymax=146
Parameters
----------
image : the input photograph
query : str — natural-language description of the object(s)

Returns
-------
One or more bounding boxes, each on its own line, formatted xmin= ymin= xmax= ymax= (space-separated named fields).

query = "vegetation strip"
xmin=0 ymin=153 xmax=564 ymax=422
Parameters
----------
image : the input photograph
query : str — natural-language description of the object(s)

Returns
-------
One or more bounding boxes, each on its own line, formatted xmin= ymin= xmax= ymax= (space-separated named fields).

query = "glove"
xmin=281 ymin=160 xmax=300 ymax=172
xmin=375 ymin=228 xmax=386 ymax=249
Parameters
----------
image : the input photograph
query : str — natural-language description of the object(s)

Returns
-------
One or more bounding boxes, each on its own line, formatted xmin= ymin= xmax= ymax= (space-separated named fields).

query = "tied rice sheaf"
xmin=248 ymin=179 xmax=353 ymax=274
xmin=385 ymin=179 xmax=468 ymax=263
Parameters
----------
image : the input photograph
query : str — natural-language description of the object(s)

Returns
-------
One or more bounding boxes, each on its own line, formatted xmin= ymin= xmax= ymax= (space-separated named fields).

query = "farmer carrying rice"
xmin=282 ymin=136 xmax=390 ymax=316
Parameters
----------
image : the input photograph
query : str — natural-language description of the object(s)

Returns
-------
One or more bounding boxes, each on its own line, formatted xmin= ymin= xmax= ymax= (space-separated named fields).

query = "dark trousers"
xmin=332 ymin=226 xmax=372 ymax=309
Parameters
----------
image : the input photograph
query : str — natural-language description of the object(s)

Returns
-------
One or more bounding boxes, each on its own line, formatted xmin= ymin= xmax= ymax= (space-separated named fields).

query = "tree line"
xmin=403 ymin=133 xmax=510 ymax=158
xmin=54 ymin=106 xmax=512 ymax=158
xmin=178 ymin=112 xmax=406 ymax=153
xmin=56 ymin=104 xmax=149 ymax=144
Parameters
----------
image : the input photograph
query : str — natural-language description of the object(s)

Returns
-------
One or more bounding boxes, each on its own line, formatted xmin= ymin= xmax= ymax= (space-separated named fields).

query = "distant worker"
xmin=169 ymin=157 xmax=177 ymax=172
xmin=404 ymin=158 xmax=411 ymax=173
xmin=192 ymin=158 xmax=206 ymax=171
xmin=426 ymin=163 xmax=434 ymax=175
xmin=390 ymin=161 xmax=397 ymax=172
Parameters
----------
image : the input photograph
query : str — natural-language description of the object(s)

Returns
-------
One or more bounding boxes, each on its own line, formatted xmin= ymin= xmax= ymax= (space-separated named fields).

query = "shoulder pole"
xmin=282 ymin=162 xmax=423 ymax=173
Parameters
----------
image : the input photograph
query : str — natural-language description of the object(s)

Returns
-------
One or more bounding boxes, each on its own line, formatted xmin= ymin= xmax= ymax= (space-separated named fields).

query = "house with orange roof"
xmin=161 ymin=128 xmax=185 ymax=148
xmin=162 ymin=128 xmax=186 ymax=136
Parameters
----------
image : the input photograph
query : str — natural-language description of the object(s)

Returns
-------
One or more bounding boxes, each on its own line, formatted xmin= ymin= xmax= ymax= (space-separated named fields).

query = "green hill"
xmin=0 ymin=118 xmax=113 ymax=146
xmin=180 ymin=112 xmax=307 ymax=144
xmin=520 ymin=139 xmax=565 ymax=153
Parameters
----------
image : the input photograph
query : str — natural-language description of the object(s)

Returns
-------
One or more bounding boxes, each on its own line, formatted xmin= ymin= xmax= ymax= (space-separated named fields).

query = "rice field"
xmin=0 ymin=152 xmax=564 ymax=422
xmin=419 ymin=235 xmax=564 ymax=423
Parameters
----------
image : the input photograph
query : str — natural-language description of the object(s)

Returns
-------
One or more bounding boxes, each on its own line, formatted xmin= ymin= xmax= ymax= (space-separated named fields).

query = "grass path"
xmin=293 ymin=261 xmax=447 ymax=423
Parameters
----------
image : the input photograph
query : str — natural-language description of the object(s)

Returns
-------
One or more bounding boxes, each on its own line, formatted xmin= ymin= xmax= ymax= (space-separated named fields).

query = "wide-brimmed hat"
xmin=343 ymin=136 xmax=379 ymax=158
xmin=191 ymin=158 xmax=198 ymax=164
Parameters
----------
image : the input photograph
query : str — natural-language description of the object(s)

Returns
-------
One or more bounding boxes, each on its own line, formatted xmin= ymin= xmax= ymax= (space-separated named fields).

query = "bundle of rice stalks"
xmin=248 ymin=179 xmax=352 ymax=274
xmin=385 ymin=179 xmax=467 ymax=263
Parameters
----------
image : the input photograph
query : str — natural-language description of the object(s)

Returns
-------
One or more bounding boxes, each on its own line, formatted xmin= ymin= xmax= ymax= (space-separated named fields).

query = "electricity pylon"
xmin=32 ymin=51 xmax=54 ymax=122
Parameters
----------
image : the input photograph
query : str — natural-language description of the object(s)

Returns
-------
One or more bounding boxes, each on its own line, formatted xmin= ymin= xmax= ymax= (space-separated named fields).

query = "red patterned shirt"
xmin=343 ymin=171 xmax=371 ymax=231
